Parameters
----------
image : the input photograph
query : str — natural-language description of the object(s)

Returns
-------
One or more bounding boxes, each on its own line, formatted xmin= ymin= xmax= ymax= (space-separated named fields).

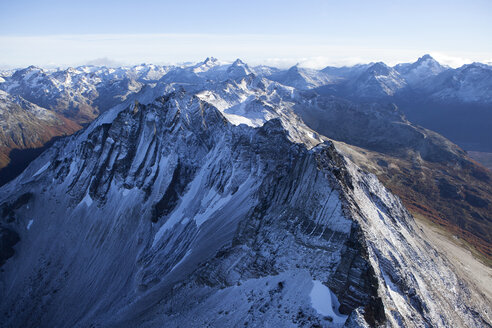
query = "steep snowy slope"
xmin=0 ymin=86 xmax=490 ymax=327
xmin=194 ymin=77 xmax=492 ymax=260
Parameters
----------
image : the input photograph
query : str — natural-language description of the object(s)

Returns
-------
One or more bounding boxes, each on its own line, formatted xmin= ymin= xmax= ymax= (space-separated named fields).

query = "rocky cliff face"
xmin=0 ymin=88 xmax=490 ymax=327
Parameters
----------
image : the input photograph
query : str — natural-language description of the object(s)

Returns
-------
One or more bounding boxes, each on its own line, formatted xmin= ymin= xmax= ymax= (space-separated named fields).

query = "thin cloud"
xmin=0 ymin=34 xmax=490 ymax=69
xmin=430 ymin=52 xmax=473 ymax=68
xmin=83 ymin=57 xmax=125 ymax=67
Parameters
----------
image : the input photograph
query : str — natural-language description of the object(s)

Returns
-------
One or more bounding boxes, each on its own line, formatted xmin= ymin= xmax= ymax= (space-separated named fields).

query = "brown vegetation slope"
xmin=0 ymin=91 xmax=81 ymax=169
xmin=336 ymin=142 xmax=492 ymax=264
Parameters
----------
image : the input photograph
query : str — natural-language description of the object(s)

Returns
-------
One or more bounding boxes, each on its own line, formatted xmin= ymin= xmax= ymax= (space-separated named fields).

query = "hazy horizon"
xmin=1 ymin=0 xmax=491 ymax=69
xmin=1 ymin=50 xmax=491 ymax=71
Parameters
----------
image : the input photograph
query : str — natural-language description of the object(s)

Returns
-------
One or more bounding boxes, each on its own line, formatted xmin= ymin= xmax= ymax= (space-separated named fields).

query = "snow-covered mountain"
xmin=314 ymin=57 xmax=492 ymax=153
xmin=0 ymin=64 xmax=168 ymax=123
xmin=160 ymin=57 xmax=254 ymax=84
xmin=269 ymin=65 xmax=336 ymax=90
xmin=125 ymin=63 xmax=172 ymax=82
xmin=321 ymin=64 xmax=371 ymax=80
xmin=226 ymin=58 xmax=253 ymax=78
xmin=316 ymin=62 xmax=408 ymax=98
xmin=0 ymin=72 xmax=491 ymax=327
xmin=394 ymin=54 xmax=448 ymax=86
xmin=2 ymin=56 xmax=490 ymax=118
xmin=423 ymin=62 xmax=492 ymax=103
xmin=292 ymin=94 xmax=466 ymax=161
xmin=349 ymin=62 xmax=407 ymax=97
xmin=317 ymin=55 xmax=492 ymax=104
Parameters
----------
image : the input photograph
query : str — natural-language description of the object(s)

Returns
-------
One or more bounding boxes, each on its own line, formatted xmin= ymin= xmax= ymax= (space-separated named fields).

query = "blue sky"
xmin=1 ymin=0 xmax=491 ymax=68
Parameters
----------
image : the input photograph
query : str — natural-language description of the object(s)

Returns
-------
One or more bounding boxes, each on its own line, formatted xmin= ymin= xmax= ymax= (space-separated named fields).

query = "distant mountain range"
xmin=1 ymin=54 xmax=490 ymax=156
xmin=3 ymin=54 xmax=491 ymax=108
xmin=315 ymin=56 xmax=492 ymax=152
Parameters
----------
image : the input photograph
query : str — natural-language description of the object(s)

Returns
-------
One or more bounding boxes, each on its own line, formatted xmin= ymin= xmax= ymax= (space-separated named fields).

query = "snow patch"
xmin=122 ymin=187 xmax=136 ymax=197
xmin=33 ymin=162 xmax=50 ymax=177
xmin=26 ymin=219 xmax=34 ymax=230
xmin=310 ymin=280 xmax=348 ymax=324
xmin=170 ymin=249 xmax=192 ymax=273
xmin=382 ymin=272 xmax=412 ymax=318
xmin=81 ymin=193 xmax=93 ymax=207
xmin=194 ymin=190 xmax=233 ymax=227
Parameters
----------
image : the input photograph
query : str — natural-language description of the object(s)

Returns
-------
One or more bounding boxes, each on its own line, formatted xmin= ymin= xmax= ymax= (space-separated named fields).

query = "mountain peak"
xmin=371 ymin=61 xmax=389 ymax=68
xmin=287 ymin=64 xmax=302 ymax=72
xmin=415 ymin=54 xmax=441 ymax=66
xmin=65 ymin=67 xmax=78 ymax=74
xmin=231 ymin=58 xmax=246 ymax=66
xmin=21 ymin=65 xmax=43 ymax=73
xmin=226 ymin=58 xmax=252 ymax=78
xmin=419 ymin=54 xmax=434 ymax=61
xmin=465 ymin=62 xmax=491 ymax=69
xmin=367 ymin=62 xmax=391 ymax=75
xmin=394 ymin=55 xmax=446 ymax=85
xmin=191 ymin=57 xmax=221 ymax=73
xmin=12 ymin=65 xmax=44 ymax=80
xmin=203 ymin=57 xmax=219 ymax=65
